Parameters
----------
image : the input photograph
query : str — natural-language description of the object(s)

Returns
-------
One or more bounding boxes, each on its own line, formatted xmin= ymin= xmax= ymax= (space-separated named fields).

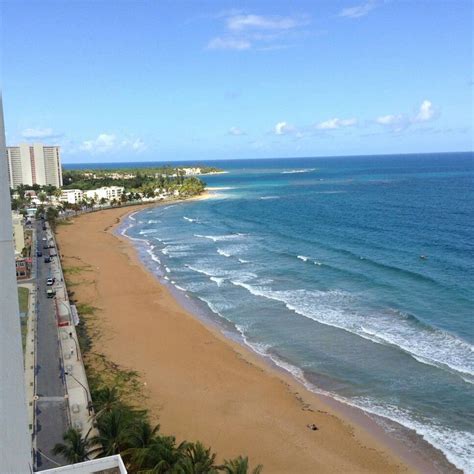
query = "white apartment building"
xmin=84 ymin=186 xmax=124 ymax=202
xmin=60 ymin=189 xmax=83 ymax=205
xmin=11 ymin=212 xmax=25 ymax=256
xmin=7 ymin=143 xmax=63 ymax=188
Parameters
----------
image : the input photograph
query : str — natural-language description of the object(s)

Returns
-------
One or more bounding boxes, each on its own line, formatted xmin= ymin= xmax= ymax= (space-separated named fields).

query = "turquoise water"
xmin=117 ymin=153 xmax=473 ymax=472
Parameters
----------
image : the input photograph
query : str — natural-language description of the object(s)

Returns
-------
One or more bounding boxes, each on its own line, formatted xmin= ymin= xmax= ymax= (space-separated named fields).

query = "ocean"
xmin=76 ymin=153 xmax=473 ymax=472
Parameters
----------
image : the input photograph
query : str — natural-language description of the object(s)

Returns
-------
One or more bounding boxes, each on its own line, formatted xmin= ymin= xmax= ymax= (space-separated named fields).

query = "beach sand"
xmin=56 ymin=205 xmax=415 ymax=473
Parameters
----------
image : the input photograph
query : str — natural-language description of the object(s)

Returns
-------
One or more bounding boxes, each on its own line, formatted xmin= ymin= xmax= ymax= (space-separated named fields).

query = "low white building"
xmin=60 ymin=189 xmax=83 ymax=205
xmin=11 ymin=212 xmax=25 ymax=256
xmin=84 ymin=186 xmax=124 ymax=202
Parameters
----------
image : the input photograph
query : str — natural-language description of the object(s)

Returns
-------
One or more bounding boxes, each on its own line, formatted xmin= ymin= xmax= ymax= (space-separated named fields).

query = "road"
xmin=34 ymin=219 xmax=69 ymax=470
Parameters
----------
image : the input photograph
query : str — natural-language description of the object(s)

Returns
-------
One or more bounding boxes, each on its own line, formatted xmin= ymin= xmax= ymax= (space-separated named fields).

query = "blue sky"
xmin=2 ymin=0 xmax=472 ymax=163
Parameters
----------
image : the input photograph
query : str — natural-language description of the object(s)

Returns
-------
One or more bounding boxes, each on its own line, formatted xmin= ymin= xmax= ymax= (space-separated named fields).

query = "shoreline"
xmin=56 ymin=203 xmax=448 ymax=473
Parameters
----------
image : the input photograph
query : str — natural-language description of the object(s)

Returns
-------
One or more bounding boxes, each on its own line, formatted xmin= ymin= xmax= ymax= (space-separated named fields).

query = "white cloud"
xmin=208 ymin=12 xmax=309 ymax=51
xmin=413 ymin=100 xmax=435 ymax=122
xmin=21 ymin=127 xmax=62 ymax=139
xmin=227 ymin=14 xmax=302 ymax=31
xmin=376 ymin=114 xmax=403 ymax=125
xmin=228 ymin=126 xmax=246 ymax=136
xmin=316 ymin=118 xmax=357 ymax=130
xmin=274 ymin=121 xmax=295 ymax=135
xmin=340 ymin=1 xmax=377 ymax=19
xmin=207 ymin=37 xmax=251 ymax=50
xmin=128 ymin=138 xmax=146 ymax=151
xmin=80 ymin=133 xmax=146 ymax=154
xmin=375 ymin=100 xmax=437 ymax=131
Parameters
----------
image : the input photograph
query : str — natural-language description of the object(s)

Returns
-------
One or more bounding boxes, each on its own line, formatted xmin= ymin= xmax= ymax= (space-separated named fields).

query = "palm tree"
xmin=218 ymin=456 xmax=263 ymax=474
xmin=175 ymin=442 xmax=219 ymax=474
xmin=122 ymin=420 xmax=161 ymax=470
xmin=92 ymin=386 xmax=122 ymax=419
xmin=90 ymin=407 xmax=136 ymax=457
xmin=130 ymin=435 xmax=187 ymax=473
xmin=53 ymin=428 xmax=93 ymax=463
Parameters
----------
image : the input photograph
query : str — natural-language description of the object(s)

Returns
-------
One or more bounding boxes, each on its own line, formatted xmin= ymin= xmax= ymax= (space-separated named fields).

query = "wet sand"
xmin=56 ymin=205 xmax=418 ymax=473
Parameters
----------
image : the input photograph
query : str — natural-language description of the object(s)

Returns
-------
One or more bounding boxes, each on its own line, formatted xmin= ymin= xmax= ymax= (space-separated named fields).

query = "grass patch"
xmin=63 ymin=265 xmax=93 ymax=275
xmin=18 ymin=287 xmax=29 ymax=314
xmin=18 ymin=287 xmax=29 ymax=352
xmin=75 ymin=303 xmax=98 ymax=315
xmin=56 ymin=219 xmax=73 ymax=226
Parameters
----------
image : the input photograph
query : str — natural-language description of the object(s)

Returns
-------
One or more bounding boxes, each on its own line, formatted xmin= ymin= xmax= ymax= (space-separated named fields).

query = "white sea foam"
xmin=194 ymin=233 xmax=246 ymax=242
xmin=238 ymin=258 xmax=249 ymax=264
xmin=123 ymin=233 xmax=148 ymax=244
xmin=217 ymin=248 xmax=231 ymax=258
xmin=351 ymin=397 xmax=474 ymax=473
xmin=161 ymin=244 xmax=192 ymax=257
xmin=210 ymin=276 xmax=226 ymax=287
xmin=185 ymin=264 xmax=216 ymax=278
xmin=197 ymin=296 xmax=235 ymax=319
xmin=281 ymin=168 xmax=315 ymax=174
xmin=228 ymin=281 xmax=474 ymax=383
xmin=139 ymin=229 xmax=158 ymax=235
xmin=146 ymin=248 xmax=161 ymax=265
xmin=183 ymin=216 xmax=197 ymax=223
xmin=174 ymin=284 xmax=186 ymax=291
xmin=259 ymin=196 xmax=280 ymax=200
xmin=147 ymin=219 xmax=160 ymax=224
xmin=297 ymin=255 xmax=309 ymax=262
xmin=163 ymin=276 xmax=169 ymax=281
xmin=165 ymin=267 xmax=171 ymax=273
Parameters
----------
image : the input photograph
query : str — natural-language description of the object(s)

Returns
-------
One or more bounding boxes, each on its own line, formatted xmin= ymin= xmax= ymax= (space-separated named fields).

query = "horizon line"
xmin=62 ymin=150 xmax=473 ymax=166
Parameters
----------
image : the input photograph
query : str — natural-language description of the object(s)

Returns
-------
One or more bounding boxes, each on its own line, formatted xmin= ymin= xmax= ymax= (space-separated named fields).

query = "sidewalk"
xmin=45 ymin=224 xmax=97 ymax=438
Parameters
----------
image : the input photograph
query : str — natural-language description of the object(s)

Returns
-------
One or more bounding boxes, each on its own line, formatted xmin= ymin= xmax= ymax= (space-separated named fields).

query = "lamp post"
xmin=68 ymin=332 xmax=80 ymax=361
xmin=64 ymin=371 xmax=93 ymax=415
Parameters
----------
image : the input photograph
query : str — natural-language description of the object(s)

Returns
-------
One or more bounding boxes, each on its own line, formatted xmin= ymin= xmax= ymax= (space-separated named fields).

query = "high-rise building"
xmin=7 ymin=143 xmax=63 ymax=188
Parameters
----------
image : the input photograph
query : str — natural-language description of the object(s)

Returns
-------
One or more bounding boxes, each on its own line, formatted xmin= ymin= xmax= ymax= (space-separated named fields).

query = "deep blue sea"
xmin=70 ymin=153 xmax=474 ymax=471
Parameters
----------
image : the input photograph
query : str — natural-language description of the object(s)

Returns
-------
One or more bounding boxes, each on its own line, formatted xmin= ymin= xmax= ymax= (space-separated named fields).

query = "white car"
xmin=46 ymin=278 xmax=54 ymax=286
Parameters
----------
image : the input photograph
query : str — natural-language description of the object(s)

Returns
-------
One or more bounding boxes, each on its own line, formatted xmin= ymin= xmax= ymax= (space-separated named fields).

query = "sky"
xmin=1 ymin=0 xmax=473 ymax=163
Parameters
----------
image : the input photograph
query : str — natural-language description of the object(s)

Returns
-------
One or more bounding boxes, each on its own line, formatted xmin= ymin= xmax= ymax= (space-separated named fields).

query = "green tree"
xmin=218 ymin=457 xmax=263 ymax=474
xmin=90 ymin=407 xmax=138 ymax=457
xmin=128 ymin=435 xmax=186 ymax=473
xmin=92 ymin=386 xmax=122 ymax=419
xmin=122 ymin=420 xmax=161 ymax=470
xmin=35 ymin=205 xmax=45 ymax=219
xmin=175 ymin=442 xmax=219 ymax=474
xmin=53 ymin=428 xmax=93 ymax=463
xmin=46 ymin=206 xmax=60 ymax=229
xmin=38 ymin=192 xmax=47 ymax=203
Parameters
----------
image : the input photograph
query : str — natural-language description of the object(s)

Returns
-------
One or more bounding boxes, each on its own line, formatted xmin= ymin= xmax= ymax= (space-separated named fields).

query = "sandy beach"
xmin=56 ymin=205 xmax=416 ymax=473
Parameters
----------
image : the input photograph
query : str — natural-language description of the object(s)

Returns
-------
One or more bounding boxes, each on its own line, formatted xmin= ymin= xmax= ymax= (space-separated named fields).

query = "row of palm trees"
xmin=54 ymin=386 xmax=262 ymax=474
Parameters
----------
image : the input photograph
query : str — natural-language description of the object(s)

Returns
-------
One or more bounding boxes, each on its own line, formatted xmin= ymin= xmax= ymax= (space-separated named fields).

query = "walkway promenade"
xmin=33 ymin=219 xmax=95 ymax=471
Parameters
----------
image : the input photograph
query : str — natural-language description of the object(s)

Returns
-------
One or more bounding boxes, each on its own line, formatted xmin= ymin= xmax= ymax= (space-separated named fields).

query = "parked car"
xmin=44 ymin=256 xmax=51 ymax=263
xmin=36 ymin=251 xmax=42 ymax=257
xmin=46 ymin=288 xmax=55 ymax=298
xmin=46 ymin=277 xmax=55 ymax=286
